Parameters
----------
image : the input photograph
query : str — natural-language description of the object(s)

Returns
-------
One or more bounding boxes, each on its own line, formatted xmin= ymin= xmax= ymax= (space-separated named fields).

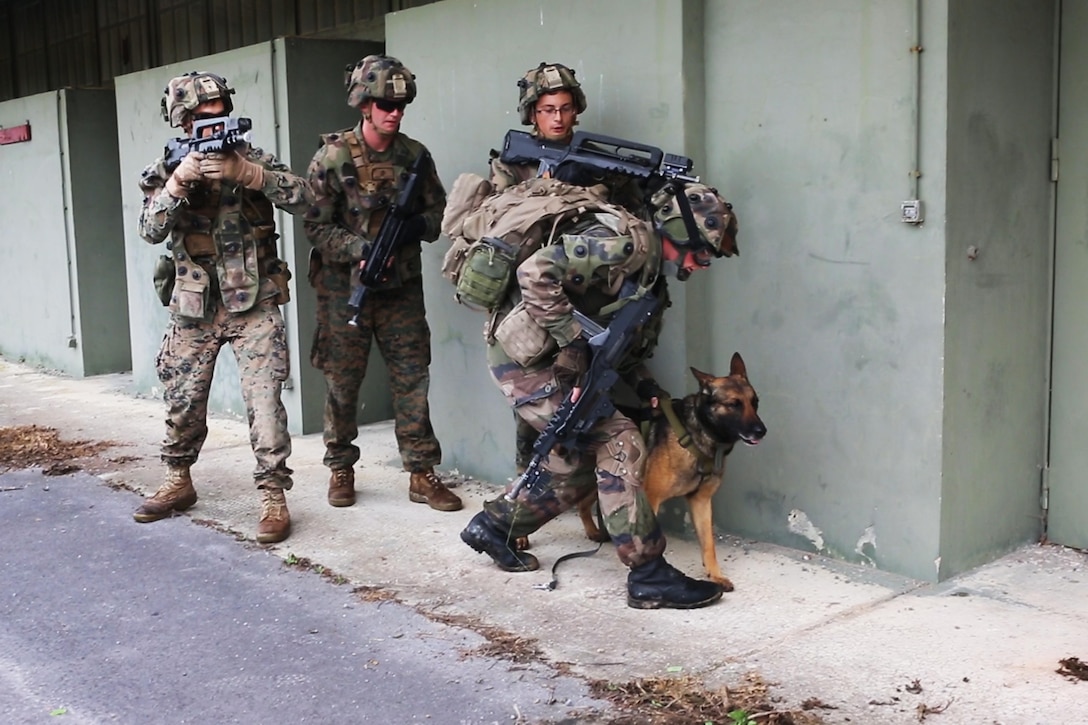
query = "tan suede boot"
xmin=133 ymin=466 xmax=197 ymax=523
xmin=408 ymin=469 xmax=463 ymax=512
xmin=256 ymin=487 xmax=291 ymax=544
xmin=327 ymin=468 xmax=356 ymax=507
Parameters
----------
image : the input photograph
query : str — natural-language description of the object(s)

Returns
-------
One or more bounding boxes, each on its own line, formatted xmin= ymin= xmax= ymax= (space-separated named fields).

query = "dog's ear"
xmin=729 ymin=352 xmax=748 ymax=379
xmin=690 ymin=367 xmax=715 ymax=389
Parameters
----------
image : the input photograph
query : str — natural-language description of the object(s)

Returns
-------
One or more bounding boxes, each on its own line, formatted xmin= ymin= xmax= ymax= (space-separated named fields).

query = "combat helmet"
xmin=517 ymin=62 xmax=588 ymax=126
xmin=345 ymin=54 xmax=417 ymax=109
xmin=161 ymin=71 xmax=234 ymax=127
xmin=651 ymin=182 xmax=739 ymax=259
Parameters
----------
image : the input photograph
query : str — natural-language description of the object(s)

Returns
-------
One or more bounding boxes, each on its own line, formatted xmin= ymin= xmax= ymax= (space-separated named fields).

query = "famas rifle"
xmin=164 ymin=115 xmax=253 ymax=172
xmin=500 ymin=129 xmax=699 ymax=188
xmin=506 ymin=290 xmax=662 ymax=502
xmin=347 ymin=149 xmax=433 ymax=326
xmin=500 ymin=129 xmax=710 ymax=250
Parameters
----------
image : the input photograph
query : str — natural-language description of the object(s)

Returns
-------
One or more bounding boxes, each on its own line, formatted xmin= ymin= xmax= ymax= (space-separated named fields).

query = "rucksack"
xmin=441 ymin=175 xmax=647 ymax=311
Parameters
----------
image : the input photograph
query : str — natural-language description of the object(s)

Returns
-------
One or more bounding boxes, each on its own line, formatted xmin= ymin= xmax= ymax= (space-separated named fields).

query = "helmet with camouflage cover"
xmin=517 ymin=62 xmax=588 ymax=126
xmin=651 ymin=182 xmax=739 ymax=258
xmin=161 ymin=71 xmax=235 ymax=127
xmin=345 ymin=54 xmax=417 ymax=109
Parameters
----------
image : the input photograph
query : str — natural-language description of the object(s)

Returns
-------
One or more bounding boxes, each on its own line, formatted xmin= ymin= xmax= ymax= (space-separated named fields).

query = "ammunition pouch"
xmin=454 ymin=236 xmax=517 ymax=312
xmin=152 ymin=254 xmax=176 ymax=307
xmin=494 ymin=301 xmax=557 ymax=367
xmin=265 ymin=257 xmax=293 ymax=305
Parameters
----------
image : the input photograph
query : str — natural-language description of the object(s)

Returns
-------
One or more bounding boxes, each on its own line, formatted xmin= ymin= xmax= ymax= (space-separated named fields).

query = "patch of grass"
xmin=588 ymin=672 xmax=828 ymax=725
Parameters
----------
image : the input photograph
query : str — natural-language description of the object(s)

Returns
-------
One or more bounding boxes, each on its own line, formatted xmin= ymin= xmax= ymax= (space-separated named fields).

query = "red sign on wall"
xmin=0 ymin=122 xmax=32 ymax=145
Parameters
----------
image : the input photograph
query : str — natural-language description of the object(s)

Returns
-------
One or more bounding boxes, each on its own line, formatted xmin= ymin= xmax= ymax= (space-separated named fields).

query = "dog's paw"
xmin=710 ymin=574 xmax=734 ymax=592
xmin=585 ymin=528 xmax=611 ymax=543
xmin=514 ymin=535 xmax=531 ymax=551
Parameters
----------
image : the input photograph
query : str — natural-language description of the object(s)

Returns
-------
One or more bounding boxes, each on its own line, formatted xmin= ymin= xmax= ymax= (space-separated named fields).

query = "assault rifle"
xmin=501 ymin=129 xmax=708 ymax=249
xmin=500 ymin=129 xmax=699 ymax=188
xmin=164 ymin=115 xmax=253 ymax=172
xmin=506 ymin=290 xmax=662 ymax=502
xmin=347 ymin=149 xmax=432 ymax=326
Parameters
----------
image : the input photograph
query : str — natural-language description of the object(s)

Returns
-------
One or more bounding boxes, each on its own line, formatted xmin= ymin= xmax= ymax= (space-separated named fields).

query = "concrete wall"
xmin=940 ymin=0 xmax=1054 ymax=577
xmin=0 ymin=89 xmax=129 ymax=376
xmin=115 ymin=37 xmax=389 ymax=435
xmin=703 ymin=1 xmax=950 ymax=579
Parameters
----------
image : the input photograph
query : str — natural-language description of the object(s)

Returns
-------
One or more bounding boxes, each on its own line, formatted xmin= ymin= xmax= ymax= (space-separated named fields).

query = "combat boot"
xmin=133 ymin=466 xmax=197 ymax=523
xmin=327 ymin=468 xmax=356 ymax=507
xmin=460 ymin=511 xmax=539 ymax=572
xmin=408 ymin=468 xmax=463 ymax=512
xmin=626 ymin=556 xmax=724 ymax=610
xmin=256 ymin=487 xmax=291 ymax=544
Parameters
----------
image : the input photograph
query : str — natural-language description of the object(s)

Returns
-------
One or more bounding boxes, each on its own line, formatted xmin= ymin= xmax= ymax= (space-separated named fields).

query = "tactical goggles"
xmin=373 ymin=98 xmax=407 ymax=113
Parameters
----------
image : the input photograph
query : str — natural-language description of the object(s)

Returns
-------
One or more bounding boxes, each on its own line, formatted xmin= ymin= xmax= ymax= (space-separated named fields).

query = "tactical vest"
xmin=320 ymin=128 xmax=425 ymax=287
xmin=169 ymin=181 xmax=283 ymax=318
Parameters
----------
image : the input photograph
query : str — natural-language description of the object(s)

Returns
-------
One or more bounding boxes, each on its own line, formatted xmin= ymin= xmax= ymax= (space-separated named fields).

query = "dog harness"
xmin=658 ymin=397 xmax=728 ymax=477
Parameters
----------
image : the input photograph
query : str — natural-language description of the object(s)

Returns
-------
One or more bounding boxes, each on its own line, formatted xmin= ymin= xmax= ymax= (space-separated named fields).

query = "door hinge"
xmin=1050 ymin=137 xmax=1059 ymax=182
xmin=1039 ymin=466 xmax=1050 ymax=511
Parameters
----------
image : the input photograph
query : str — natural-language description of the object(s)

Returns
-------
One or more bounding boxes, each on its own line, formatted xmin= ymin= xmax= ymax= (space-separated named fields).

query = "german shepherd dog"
xmin=542 ymin=352 xmax=766 ymax=591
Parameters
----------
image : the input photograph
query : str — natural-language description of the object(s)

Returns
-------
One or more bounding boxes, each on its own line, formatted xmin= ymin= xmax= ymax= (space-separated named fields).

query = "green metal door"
xmin=1049 ymin=1 xmax=1088 ymax=548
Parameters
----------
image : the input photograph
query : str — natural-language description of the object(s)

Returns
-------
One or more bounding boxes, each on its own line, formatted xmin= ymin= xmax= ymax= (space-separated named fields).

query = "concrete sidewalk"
xmin=1 ymin=357 xmax=1086 ymax=724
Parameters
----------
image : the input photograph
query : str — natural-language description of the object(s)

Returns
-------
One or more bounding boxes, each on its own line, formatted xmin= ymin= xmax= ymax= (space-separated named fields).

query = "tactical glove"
xmin=201 ymin=150 xmax=265 ymax=190
xmin=635 ymin=378 xmax=662 ymax=401
xmin=404 ymin=213 xmax=428 ymax=241
xmin=165 ymin=152 xmax=204 ymax=198
xmin=554 ymin=338 xmax=589 ymax=389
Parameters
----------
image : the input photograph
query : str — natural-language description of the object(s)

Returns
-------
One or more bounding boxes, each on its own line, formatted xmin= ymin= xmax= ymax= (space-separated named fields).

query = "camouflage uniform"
xmin=304 ymin=123 xmax=445 ymax=473
xmin=137 ymin=82 xmax=311 ymax=492
xmin=489 ymin=62 xmax=650 ymax=472
xmin=482 ymin=210 xmax=669 ymax=568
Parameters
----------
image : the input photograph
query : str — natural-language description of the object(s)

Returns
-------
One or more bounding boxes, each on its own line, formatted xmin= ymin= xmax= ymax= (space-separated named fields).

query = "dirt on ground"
xmin=0 ymin=424 xmax=128 ymax=476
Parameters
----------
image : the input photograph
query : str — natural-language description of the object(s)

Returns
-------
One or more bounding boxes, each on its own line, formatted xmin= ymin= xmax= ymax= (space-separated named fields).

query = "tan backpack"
xmin=441 ymin=176 xmax=644 ymax=311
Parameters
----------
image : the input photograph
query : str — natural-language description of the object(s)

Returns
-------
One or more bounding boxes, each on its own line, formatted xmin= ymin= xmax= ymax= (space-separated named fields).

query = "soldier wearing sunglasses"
xmin=304 ymin=55 xmax=461 ymax=514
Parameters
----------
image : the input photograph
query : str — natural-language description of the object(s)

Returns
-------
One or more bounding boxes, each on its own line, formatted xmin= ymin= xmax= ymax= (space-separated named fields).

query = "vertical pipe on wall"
xmin=909 ymin=0 xmax=923 ymax=200
xmin=1041 ymin=0 xmax=1064 ymax=531
xmin=56 ymin=89 xmax=78 ymax=350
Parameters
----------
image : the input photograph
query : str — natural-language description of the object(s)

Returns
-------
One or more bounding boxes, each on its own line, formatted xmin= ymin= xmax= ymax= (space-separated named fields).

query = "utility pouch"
xmin=174 ymin=275 xmax=210 ymax=320
xmin=494 ymin=301 xmax=557 ymax=367
xmin=266 ymin=258 xmax=293 ymax=305
xmin=454 ymin=236 xmax=517 ymax=312
xmin=152 ymin=254 xmax=176 ymax=307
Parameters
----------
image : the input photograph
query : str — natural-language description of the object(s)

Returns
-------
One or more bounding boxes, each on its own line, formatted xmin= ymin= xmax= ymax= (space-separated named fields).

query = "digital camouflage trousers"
xmin=155 ymin=299 xmax=293 ymax=489
xmin=311 ymin=266 xmax=441 ymax=472
xmin=484 ymin=357 xmax=666 ymax=568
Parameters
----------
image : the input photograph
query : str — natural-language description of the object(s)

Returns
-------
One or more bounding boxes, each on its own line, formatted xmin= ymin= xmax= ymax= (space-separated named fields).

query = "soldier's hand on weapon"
xmin=165 ymin=151 xmax=205 ymax=198
xmin=404 ymin=214 xmax=428 ymax=241
xmin=201 ymin=150 xmax=265 ymax=190
xmin=554 ymin=338 xmax=589 ymax=391
xmin=636 ymin=377 xmax=662 ymax=409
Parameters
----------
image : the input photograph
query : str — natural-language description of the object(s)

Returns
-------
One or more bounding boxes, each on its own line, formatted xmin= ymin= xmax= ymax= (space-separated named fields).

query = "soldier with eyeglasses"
xmin=487 ymin=62 xmax=650 ymax=480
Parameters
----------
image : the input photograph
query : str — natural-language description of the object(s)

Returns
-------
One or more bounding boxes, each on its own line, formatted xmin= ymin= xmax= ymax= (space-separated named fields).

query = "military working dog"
xmin=547 ymin=352 xmax=766 ymax=591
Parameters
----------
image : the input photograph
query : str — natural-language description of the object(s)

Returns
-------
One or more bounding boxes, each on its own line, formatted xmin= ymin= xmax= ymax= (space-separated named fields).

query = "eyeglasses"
xmin=374 ymin=98 xmax=407 ymax=113
xmin=535 ymin=104 xmax=575 ymax=118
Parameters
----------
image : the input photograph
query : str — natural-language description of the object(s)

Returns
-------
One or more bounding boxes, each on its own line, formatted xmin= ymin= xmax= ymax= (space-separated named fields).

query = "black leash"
xmin=533 ymin=503 xmax=609 ymax=591
xmin=534 ymin=542 xmax=604 ymax=590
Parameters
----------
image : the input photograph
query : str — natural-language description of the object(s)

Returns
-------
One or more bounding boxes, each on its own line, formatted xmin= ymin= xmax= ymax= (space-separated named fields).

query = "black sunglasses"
xmin=373 ymin=98 xmax=406 ymax=113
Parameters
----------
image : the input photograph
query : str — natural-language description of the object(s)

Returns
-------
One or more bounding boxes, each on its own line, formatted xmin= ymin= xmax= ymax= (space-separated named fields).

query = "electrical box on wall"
xmin=901 ymin=200 xmax=924 ymax=224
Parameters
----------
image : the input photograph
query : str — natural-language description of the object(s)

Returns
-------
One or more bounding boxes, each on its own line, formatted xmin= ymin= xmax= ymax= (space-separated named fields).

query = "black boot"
xmin=627 ymin=557 xmax=723 ymax=609
xmin=460 ymin=512 xmax=540 ymax=572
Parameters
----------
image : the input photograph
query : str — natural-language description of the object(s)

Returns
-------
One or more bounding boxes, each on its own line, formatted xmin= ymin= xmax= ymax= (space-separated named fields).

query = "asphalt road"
xmin=0 ymin=469 xmax=608 ymax=725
